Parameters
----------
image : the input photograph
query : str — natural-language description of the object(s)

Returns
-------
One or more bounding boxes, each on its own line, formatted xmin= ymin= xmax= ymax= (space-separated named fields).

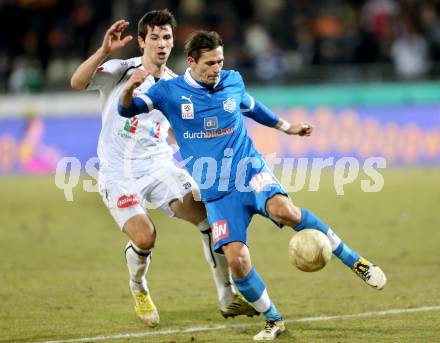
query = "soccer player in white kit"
xmin=70 ymin=9 xmax=257 ymax=327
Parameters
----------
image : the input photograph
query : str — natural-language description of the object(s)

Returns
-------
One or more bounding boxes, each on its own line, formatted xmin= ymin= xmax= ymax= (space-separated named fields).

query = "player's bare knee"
xmin=132 ymin=230 xmax=156 ymax=250
xmin=267 ymin=196 xmax=287 ymax=221
xmin=124 ymin=215 xmax=156 ymax=250
xmin=288 ymin=205 xmax=302 ymax=225
xmin=223 ymin=243 xmax=251 ymax=278
xmin=228 ymin=255 xmax=250 ymax=278
xmin=270 ymin=204 xmax=301 ymax=226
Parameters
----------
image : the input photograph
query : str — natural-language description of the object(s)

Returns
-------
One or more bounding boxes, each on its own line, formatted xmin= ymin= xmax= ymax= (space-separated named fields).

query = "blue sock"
xmin=294 ymin=208 xmax=360 ymax=268
xmin=232 ymin=268 xmax=282 ymax=321
xmin=333 ymin=241 xmax=360 ymax=268
xmin=294 ymin=208 xmax=329 ymax=234
xmin=263 ymin=302 xmax=281 ymax=321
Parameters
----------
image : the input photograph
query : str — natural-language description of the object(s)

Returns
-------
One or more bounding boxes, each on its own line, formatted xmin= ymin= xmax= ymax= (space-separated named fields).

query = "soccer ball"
xmin=288 ymin=229 xmax=332 ymax=272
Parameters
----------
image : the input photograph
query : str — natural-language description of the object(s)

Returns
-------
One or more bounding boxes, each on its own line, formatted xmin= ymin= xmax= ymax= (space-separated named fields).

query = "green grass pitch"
xmin=0 ymin=168 xmax=439 ymax=342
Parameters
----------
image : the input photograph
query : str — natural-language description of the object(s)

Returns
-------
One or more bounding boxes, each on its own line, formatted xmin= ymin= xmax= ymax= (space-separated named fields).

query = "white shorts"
xmin=98 ymin=162 xmax=199 ymax=229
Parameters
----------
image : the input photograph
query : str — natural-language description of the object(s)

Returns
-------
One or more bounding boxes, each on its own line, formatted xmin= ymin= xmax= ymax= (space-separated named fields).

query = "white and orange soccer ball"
xmin=288 ymin=229 xmax=332 ymax=272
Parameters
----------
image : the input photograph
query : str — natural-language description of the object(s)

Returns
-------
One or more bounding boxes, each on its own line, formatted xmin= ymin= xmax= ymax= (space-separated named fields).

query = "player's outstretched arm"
xmin=118 ymin=69 xmax=150 ymax=118
xmin=242 ymin=95 xmax=313 ymax=136
xmin=70 ymin=20 xmax=133 ymax=90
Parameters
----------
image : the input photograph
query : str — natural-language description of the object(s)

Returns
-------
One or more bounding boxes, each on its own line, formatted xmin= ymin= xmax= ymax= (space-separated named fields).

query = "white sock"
xmin=125 ymin=241 xmax=151 ymax=293
xmin=198 ymin=219 xmax=235 ymax=308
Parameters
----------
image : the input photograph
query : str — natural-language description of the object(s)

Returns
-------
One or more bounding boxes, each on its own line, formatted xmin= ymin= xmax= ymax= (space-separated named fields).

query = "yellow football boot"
xmin=132 ymin=291 xmax=159 ymax=327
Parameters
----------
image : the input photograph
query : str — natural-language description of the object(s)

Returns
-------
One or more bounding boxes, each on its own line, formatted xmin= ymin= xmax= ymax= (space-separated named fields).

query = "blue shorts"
xmin=205 ymin=168 xmax=288 ymax=253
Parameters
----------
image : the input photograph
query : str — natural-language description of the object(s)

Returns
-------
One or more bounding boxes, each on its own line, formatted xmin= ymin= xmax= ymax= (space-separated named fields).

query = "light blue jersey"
xmin=127 ymin=69 xmax=280 ymax=201
xmin=118 ymin=59 xmax=384 ymax=326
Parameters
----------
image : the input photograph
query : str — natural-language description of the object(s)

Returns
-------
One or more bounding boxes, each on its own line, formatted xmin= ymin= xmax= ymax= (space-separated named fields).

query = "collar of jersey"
xmin=184 ymin=68 xmax=220 ymax=89
xmin=135 ymin=56 xmax=175 ymax=80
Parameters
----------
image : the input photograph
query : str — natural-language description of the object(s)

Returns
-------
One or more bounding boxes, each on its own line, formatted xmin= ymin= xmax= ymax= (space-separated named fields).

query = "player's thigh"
xmin=170 ymin=192 xmax=206 ymax=225
xmin=99 ymin=178 xmax=149 ymax=232
xmin=248 ymin=169 xmax=300 ymax=226
xmin=147 ymin=164 xmax=200 ymax=218
xmin=205 ymin=190 xmax=253 ymax=254
xmin=266 ymin=194 xmax=301 ymax=226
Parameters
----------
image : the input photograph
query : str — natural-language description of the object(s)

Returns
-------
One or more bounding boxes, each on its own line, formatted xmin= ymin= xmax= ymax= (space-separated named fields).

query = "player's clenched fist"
xmin=100 ymin=20 xmax=133 ymax=55
xmin=127 ymin=69 xmax=150 ymax=90
xmin=286 ymin=122 xmax=314 ymax=136
xmin=120 ymin=69 xmax=150 ymax=108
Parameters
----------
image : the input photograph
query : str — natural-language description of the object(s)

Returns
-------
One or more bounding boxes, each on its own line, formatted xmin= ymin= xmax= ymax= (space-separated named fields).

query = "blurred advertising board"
xmin=0 ymin=83 xmax=439 ymax=175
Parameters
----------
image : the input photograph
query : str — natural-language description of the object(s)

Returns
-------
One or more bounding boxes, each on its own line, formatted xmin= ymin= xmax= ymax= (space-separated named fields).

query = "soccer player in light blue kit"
xmin=119 ymin=30 xmax=387 ymax=341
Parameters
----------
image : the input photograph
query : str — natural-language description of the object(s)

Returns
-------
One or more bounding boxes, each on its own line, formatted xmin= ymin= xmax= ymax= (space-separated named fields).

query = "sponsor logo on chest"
xmin=204 ymin=116 xmax=218 ymax=130
xmin=181 ymin=103 xmax=194 ymax=119
xmin=181 ymin=95 xmax=194 ymax=119
xmin=124 ymin=117 xmax=138 ymax=134
xmin=223 ymin=98 xmax=236 ymax=113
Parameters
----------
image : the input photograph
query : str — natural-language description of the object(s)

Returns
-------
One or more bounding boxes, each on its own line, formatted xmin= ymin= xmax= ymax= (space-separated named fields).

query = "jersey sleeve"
xmin=118 ymin=80 xmax=168 ymax=119
xmin=237 ymin=72 xmax=280 ymax=127
xmin=240 ymin=91 xmax=256 ymax=113
xmin=87 ymin=59 xmax=125 ymax=91
xmin=142 ymin=80 xmax=168 ymax=115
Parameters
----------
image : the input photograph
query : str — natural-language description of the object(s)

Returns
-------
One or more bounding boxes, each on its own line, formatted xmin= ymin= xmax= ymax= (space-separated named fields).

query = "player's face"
xmin=188 ymin=46 xmax=224 ymax=86
xmin=138 ymin=25 xmax=174 ymax=66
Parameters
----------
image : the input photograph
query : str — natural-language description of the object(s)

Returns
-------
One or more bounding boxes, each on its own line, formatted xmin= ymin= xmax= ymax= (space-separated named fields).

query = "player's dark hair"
xmin=184 ymin=31 xmax=223 ymax=62
xmin=137 ymin=9 xmax=177 ymax=39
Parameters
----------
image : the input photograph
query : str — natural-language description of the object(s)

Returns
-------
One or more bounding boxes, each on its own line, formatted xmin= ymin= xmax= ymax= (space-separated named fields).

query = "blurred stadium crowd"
xmin=2 ymin=0 xmax=440 ymax=92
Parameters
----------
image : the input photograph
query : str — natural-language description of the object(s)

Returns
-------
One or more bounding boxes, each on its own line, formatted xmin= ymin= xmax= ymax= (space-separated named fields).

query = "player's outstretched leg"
xmin=224 ymin=242 xmax=285 ymax=341
xmin=266 ymin=195 xmax=387 ymax=290
xmin=198 ymin=219 xmax=259 ymax=318
xmin=296 ymin=208 xmax=387 ymax=289
xmin=123 ymin=215 xmax=159 ymax=327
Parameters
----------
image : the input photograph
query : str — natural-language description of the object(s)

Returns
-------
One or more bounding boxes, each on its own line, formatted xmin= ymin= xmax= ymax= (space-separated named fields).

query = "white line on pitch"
xmin=35 ymin=305 xmax=440 ymax=343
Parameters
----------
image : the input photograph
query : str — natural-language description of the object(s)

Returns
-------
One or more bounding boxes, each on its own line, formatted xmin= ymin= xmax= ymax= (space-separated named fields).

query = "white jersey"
xmin=88 ymin=56 xmax=176 ymax=178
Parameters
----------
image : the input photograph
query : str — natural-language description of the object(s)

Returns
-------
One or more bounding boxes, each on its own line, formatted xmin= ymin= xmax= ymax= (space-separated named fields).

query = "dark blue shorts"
xmin=205 ymin=167 xmax=287 ymax=253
